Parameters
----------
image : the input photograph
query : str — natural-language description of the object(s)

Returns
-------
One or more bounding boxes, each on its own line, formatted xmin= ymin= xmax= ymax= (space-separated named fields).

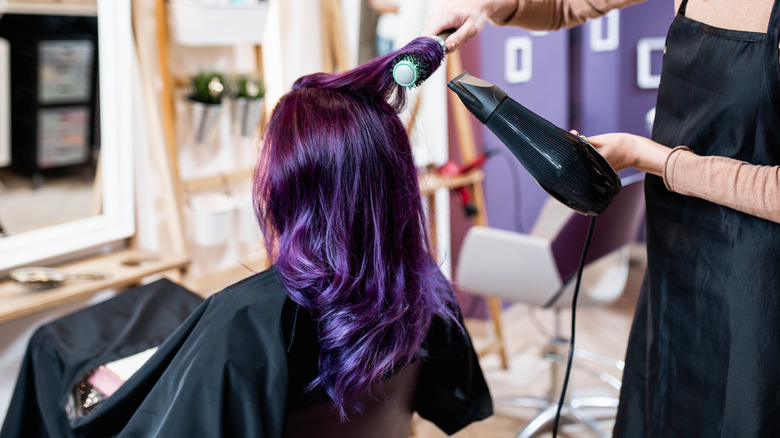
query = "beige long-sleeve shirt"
xmin=499 ymin=0 xmax=780 ymax=223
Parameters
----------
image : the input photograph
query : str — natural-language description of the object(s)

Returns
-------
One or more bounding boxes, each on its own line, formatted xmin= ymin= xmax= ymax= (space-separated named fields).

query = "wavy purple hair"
xmin=253 ymin=37 xmax=453 ymax=418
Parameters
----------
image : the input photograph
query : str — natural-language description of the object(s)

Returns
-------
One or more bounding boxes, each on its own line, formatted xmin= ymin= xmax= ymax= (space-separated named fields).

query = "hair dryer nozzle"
xmin=447 ymin=71 xmax=507 ymax=123
xmin=448 ymin=72 xmax=621 ymax=216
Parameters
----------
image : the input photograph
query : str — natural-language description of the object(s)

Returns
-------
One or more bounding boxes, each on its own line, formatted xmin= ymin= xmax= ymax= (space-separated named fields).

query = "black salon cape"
xmin=1 ymin=267 xmax=492 ymax=437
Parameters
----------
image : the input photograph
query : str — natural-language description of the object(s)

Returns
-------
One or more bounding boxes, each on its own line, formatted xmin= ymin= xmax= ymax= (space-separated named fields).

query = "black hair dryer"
xmin=448 ymin=72 xmax=621 ymax=216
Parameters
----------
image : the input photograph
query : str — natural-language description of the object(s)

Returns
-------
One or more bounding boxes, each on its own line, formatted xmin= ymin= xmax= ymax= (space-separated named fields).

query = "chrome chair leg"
xmin=566 ymin=404 xmax=611 ymax=438
xmin=515 ymin=404 xmax=558 ymax=438
xmin=513 ymin=399 xmax=617 ymax=438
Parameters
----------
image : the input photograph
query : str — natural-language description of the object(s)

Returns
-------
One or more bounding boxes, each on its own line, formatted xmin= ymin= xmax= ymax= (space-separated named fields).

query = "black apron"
xmin=613 ymin=1 xmax=780 ymax=436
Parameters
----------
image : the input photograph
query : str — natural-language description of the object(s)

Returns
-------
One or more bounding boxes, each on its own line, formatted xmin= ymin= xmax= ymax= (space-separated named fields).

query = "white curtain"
xmin=262 ymin=0 xmax=324 ymax=111
xmin=395 ymin=0 xmax=452 ymax=276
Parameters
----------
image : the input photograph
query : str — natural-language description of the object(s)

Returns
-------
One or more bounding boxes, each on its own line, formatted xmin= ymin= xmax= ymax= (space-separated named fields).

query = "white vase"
xmin=189 ymin=192 xmax=235 ymax=247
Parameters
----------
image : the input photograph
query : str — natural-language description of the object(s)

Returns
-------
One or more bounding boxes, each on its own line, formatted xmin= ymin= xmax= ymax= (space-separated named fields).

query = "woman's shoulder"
xmin=222 ymin=264 xmax=285 ymax=292
xmin=195 ymin=265 xmax=290 ymax=337
xmin=210 ymin=265 xmax=288 ymax=306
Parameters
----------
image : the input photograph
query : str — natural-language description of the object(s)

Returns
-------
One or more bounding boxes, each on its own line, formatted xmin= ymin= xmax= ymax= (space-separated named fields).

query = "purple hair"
xmin=253 ymin=37 xmax=453 ymax=418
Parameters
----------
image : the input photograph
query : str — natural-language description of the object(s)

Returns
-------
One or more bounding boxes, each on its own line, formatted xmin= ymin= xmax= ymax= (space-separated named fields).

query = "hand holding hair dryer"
xmin=448 ymin=72 xmax=621 ymax=216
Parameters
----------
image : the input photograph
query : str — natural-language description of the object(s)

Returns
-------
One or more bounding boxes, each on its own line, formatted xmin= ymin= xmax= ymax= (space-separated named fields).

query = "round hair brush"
xmin=391 ymin=29 xmax=454 ymax=87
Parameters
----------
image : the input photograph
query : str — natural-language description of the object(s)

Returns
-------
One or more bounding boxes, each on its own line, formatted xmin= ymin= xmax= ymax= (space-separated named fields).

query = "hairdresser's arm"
xmin=369 ymin=0 xmax=398 ymax=15
xmin=421 ymin=0 xmax=643 ymax=51
xmin=502 ymin=0 xmax=645 ymax=31
xmin=587 ymin=133 xmax=780 ymax=224
xmin=420 ymin=0 xmax=518 ymax=50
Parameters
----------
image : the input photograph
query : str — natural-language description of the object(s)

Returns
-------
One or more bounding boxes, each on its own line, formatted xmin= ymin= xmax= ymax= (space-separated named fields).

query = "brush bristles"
xmin=390 ymin=36 xmax=446 ymax=88
xmin=392 ymin=54 xmax=431 ymax=87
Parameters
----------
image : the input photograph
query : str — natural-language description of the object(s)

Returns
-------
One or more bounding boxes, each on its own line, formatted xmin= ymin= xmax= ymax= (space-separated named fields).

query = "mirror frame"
xmin=0 ymin=0 xmax=135 ymax=272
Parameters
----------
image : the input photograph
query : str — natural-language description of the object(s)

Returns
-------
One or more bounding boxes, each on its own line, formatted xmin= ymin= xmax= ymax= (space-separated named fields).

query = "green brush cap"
xmin=393 ymin=59 xmax=418 ymax=87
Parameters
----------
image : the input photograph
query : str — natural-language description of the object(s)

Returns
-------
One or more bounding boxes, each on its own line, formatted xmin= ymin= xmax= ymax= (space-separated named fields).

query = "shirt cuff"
xmin=492 ymin=0 xmax=523 ymax=26
xmin=663 ymin=145 xmax=693 ymax=191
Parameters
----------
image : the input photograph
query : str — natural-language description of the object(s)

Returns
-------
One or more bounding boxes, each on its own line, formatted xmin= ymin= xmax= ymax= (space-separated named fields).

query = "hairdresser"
xmin=424 ymin=0 xmax=780 ymax=436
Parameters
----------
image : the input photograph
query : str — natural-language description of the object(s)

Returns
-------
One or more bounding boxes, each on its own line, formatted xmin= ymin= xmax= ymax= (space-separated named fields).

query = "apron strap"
xmin=678 ymin=0 xmax=689 ymax=15
xmin=768 ymin=0 xmax=780 ymax=31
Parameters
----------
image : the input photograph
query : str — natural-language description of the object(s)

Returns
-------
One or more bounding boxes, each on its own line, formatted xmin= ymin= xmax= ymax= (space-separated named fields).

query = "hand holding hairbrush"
xmin=391 ymin=29 xmax=455 ymax=87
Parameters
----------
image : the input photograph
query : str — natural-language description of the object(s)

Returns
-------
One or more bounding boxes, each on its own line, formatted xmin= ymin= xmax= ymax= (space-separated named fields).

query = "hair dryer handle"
xmin=487 ymin=97 xmax=621 ymax=215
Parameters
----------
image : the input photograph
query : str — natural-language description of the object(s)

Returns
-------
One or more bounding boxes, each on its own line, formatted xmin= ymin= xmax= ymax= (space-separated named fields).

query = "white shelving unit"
xmin=167 ymin=0 xmax=269 ymax=46
xmin=0 ymin=2 xmax=97 ymax=166
xmin=0 ymin=0 xmax=97 ymax=16
xmin=154 ymin=0 xmax=272 ymax=295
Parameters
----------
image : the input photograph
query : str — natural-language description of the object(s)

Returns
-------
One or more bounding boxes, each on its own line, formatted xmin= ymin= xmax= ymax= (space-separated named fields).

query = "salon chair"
xmin=456 ymin=173 xmax=645 ymax=438
xmin=284 ymin=360 xmax=421 ymax=438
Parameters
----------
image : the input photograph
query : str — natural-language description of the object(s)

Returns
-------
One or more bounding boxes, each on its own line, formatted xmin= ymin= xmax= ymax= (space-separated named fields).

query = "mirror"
xmin=0 ymin=0 xmax=134 ymax=272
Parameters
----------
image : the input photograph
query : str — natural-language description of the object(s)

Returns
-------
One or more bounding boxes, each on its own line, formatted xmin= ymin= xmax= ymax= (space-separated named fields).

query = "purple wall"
xmin=479 ymin=26 xmax=570 ymax=234
xmin=450 ymin=0 xmax=675 ymax=317
xmin=475 ymin=0 xmax=674 ymax=234
xmin=572 ymin=0 xmax=674 ymax=137
xmin=618 ymin=0 xmax=675 ymax=135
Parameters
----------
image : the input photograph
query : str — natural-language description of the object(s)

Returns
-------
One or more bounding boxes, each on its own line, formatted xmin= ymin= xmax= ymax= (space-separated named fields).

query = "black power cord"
xmin=551 ymin=215 xmax=597 ymax=438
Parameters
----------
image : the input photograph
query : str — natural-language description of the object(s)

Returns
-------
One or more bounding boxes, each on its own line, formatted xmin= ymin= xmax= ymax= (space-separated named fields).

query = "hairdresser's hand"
xmin=585 ymin=132 xmax=670 ymax=177
xmin=421 ymin=0 xmax=518 ymax=51
xmin=368 ymin=0 xmax=398 ymax=15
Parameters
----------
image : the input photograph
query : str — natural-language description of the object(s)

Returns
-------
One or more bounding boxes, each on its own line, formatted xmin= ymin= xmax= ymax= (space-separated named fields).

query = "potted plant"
xmin=231 ymin=75 xmax=265 ymax=137
xmin=189 ymin=71 xmax=226 ymax=144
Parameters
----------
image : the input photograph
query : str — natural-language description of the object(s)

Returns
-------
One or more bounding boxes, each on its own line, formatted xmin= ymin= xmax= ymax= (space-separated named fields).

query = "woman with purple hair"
xmin=251 ymin=36 xmax=493 ymax=435
xmin=254 ymin=36 xmax=491 ymax=427
xmin=0 ymin=37 xmax=491 ymax=438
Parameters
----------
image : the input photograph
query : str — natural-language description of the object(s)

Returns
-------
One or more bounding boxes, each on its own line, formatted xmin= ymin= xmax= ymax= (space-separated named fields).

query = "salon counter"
xmin=0 ymin=249 xmax=190 ymax=325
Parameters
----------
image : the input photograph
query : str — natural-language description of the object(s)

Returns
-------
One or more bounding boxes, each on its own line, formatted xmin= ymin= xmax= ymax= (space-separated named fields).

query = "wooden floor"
xmin=413 ymin=244 xmax=646 ymax=438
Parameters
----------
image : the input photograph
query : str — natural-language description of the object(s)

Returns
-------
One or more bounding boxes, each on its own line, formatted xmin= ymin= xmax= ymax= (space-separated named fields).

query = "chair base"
xmin=497 ymin=394 xmax=618 ymax=438
xmin=489 ymin=310 xmax=624 ymax=437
